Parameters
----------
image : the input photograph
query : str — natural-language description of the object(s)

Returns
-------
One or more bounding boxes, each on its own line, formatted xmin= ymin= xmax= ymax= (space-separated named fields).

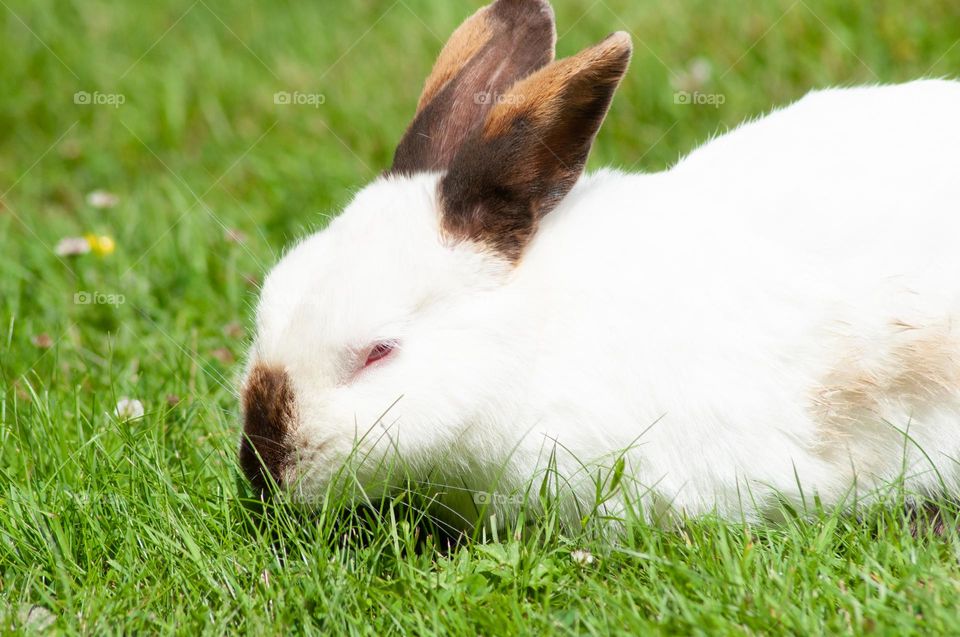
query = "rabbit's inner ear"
xmin=390 ymin=0 xmax=556 ymax=175
xmin=438 ymin=32 xmax=632 ymax=263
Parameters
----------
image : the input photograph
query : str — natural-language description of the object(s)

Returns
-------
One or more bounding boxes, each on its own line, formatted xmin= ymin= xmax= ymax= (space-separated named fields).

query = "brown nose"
xmin=240 ymin=364 xmax=296 ymax=493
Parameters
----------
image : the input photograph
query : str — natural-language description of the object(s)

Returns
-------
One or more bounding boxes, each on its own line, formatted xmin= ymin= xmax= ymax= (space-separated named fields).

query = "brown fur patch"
xmin=439 ymin=32 xmax=632 ymax=261
xmin=391 ymin=0 xmax=556 ymax=174
xmin=415 ymin=6 xmax=494 ymax=112
xmin=813 ymin=319 xmax=960 ymax=454
xmin=481 ymin=32 xmax=632 ymax=140
xmin=239 ymin=364 xmax=297 ymax=492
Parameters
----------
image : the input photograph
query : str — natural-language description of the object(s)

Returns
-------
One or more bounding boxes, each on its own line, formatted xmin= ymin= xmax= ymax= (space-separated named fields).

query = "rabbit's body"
xmin=490 ymin=79 xmax=960 ymax=520
xmin=239 ymin=0 xmax=960 ymax=528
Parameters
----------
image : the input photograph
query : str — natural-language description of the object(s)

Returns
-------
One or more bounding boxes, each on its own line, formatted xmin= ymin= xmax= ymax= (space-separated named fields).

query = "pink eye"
xmin=364 ymin=341 xmax=396 ymax=368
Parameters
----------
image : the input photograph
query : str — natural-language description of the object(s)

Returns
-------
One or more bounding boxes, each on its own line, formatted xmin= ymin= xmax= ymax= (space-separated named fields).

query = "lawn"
xmin=2 ymin=0 xmax=960 ymax=633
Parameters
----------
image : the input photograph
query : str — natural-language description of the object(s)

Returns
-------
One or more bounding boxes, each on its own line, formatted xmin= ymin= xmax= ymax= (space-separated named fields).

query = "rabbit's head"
xmin=239 ymin=0 xmax=631 ymax=500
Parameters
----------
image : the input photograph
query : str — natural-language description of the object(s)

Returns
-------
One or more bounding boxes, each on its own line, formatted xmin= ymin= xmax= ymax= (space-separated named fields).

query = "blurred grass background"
xmin=0 ymin=0 xmax=959 ymax=633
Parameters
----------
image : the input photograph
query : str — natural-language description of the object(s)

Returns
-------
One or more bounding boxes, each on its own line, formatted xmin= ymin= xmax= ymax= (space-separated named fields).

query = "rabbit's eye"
xmin=364 ymin=341 xmax=396 ymax=368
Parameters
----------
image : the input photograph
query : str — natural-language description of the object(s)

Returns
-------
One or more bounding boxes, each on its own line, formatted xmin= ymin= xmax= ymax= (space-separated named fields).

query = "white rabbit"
xmin=240 ymin=0 xmax=960 ymax=528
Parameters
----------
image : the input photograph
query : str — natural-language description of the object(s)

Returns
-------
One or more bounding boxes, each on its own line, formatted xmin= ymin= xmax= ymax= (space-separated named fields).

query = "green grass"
xmin=1 ymin=0 xmax=959 ymax=633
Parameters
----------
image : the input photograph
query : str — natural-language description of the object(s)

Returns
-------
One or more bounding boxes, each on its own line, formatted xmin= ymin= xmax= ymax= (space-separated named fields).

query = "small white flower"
xmin=671 ymin=57 xmax=713 ymax=93
xmin=570 ymin=549 xmax=595 ymax=567
xmin=688 ymin=58 xmax=713 ymax=86
xmin=86 ymin=189 xmax=119 ymax=209
xmin=115 ymin=397 xmax=145 ymax=421
xmin=54 ymin=236 xmax=91 ymax=257
xmin=18 ymin=605 xmax=55 ymax=631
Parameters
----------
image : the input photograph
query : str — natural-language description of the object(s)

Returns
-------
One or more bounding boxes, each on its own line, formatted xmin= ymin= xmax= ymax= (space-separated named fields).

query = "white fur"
xmin=247 ymin=80 xmax=960 ymax=526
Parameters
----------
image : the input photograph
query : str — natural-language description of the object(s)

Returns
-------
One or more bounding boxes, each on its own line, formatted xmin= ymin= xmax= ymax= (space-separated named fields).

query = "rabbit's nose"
xmin=239 ymin=364 xmax=296 ymax=493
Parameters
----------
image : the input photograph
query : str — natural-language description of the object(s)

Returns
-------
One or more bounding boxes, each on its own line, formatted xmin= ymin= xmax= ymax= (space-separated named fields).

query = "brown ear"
xmin=439 ymin=32 xmax=632 ymax=261
xmin=390 ymin=0 xmax=556 ymax=175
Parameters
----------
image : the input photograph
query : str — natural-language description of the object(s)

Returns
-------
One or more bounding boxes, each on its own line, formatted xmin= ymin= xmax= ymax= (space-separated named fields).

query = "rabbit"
xmin=239 ymin=0 xmax=960 ymax=529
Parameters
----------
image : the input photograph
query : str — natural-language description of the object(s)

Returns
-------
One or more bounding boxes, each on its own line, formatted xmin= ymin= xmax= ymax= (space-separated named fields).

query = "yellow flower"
xmin=85 ymin=234 xmax=116 ymax=257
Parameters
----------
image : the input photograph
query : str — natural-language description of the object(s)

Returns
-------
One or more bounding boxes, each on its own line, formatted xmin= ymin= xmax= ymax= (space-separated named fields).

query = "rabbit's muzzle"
xmin=239 ymin=364 xmax=296 ymax=493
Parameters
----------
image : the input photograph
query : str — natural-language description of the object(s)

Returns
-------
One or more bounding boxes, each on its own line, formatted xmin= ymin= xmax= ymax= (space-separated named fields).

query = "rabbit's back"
xmin=676 ymin=79 xmax=960 ymax=265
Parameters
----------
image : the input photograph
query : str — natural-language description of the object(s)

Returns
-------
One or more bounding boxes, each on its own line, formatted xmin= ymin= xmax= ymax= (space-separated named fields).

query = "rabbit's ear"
xmin=391 ymin=0 xmax=556 ymax=174
xmin=439 ymin=32 xmax=631 ymax=262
